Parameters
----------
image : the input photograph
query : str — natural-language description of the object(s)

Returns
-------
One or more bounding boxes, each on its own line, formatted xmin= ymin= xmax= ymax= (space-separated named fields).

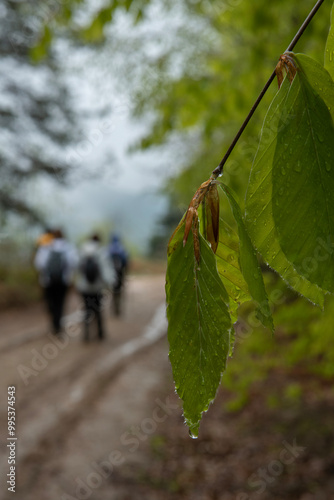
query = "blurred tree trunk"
xmin=0 ymin=0 xmax=77 ymax=223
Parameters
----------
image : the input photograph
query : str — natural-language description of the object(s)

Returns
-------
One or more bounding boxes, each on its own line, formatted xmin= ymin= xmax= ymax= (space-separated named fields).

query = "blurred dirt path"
xmin=0 ymin=274 xmax=176 ymax=500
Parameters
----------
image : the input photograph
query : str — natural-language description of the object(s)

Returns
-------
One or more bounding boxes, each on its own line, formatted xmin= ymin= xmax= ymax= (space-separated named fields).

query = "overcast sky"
xmin=32 ymin=11 xmax=176 ymax=253
xmin=23 ymin=1 xmax=198 ymax=253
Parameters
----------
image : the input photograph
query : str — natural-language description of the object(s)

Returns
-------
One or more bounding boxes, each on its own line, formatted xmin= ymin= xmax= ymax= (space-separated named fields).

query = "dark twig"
xmin=212 ymin=0 xmax=326 ymax=178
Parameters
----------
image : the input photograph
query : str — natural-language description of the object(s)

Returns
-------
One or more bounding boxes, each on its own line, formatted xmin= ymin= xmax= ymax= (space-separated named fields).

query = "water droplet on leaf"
xmin=294 ymin=161 xmax=302 ymax=173
xmin=189 ymin=429 xmax=198 ymax=439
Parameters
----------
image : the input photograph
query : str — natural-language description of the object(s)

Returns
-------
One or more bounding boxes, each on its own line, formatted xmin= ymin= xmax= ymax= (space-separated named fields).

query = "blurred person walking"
xmin=108 ymin=234 xmax=129 ymax=316
xmin=76 ymin=234 xmax=115 ymax=342
xmin=34 ymin=229 xmax=78 ymax=335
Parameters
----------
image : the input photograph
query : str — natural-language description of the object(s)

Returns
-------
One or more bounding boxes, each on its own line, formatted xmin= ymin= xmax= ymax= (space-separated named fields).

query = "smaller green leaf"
xmin=220 ymin=184 xmax=274 ymax=332
xmin=215 ymin=217 xmax=251 ymax=322
xmin=200 ymin=196 xmax=251 ymax=323
xmin=166 ymin=219 xmax=231 ymax=437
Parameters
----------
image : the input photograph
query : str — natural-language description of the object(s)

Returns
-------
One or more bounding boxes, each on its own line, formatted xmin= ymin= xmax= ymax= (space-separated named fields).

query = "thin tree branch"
xmin=212 ymin=0 xmax=326 ymax=178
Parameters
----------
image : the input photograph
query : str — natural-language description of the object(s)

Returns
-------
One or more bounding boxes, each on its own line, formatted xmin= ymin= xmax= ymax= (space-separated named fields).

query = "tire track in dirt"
xmin=18 ymin=304 xmax=167 ymax=459
xmin=0 ymin=275 xmax=167 ymax=498
xmin=13 ymin=304 xmax=167 ymax=498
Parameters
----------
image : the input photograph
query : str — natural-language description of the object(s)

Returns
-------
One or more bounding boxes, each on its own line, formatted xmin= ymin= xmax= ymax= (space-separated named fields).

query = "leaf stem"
xmin=212 ymin=0 xmax=326 ymax=178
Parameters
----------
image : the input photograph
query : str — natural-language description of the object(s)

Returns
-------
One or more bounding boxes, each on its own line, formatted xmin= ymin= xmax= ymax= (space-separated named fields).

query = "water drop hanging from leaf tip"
xmin=189 ymin=429 xmax=198 ymax=439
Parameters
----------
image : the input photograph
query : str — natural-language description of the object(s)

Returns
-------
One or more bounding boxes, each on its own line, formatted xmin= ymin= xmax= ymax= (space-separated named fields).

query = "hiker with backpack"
xmin=76 ymin=234 xmax=115 ymax=342
xmin=108 ymin=233 xmax=129 ymax=316
xmin=34 ymin=229 xmax=78 ymax=335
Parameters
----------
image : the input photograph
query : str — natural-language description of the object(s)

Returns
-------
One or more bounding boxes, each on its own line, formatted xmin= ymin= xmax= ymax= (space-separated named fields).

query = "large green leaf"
xmin=245 ymin=76 xmax=325 ymax=307
xmin=272 ymin=54 xmax=334 ymax=293
xmin=166 ymin=220 xmax=231 ymax=437
xmin=300 ymin=54 xmax=334 ymax=123
xmin=325 ymin=2 xmax=334 ymax=80
xmin=221 ymin=184 xmax=274 ymax=332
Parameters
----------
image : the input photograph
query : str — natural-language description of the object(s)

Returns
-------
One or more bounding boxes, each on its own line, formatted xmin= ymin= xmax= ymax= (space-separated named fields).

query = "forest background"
xmin=1 ymin=0 xmax=334 ymax=446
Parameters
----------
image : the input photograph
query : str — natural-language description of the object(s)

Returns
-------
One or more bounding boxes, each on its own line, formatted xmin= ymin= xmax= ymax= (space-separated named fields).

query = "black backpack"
xmin=112 ymin=254 xmax=124 ymax=274
xmin=46 ymin=250 xmax=66 ymax=286
xmin=81 ymin=255 xmax=101 ymax=284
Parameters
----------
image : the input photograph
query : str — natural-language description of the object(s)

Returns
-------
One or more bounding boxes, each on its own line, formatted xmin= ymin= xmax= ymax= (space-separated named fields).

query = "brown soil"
xmin=0 ymin=273 xmax=333 ymax=500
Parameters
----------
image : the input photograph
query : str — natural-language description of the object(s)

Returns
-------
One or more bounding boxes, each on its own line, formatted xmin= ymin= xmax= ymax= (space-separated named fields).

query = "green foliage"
xmin=273 ymin=293 xmax=334 ymax=379
xmin=245 ymin=76 xmax=326 ymax=307
xmin=221 ymin=184 xmax=273 ymax=332
xmin=39 ymin=0 xmax=334 ymax=436
xmin=166 ymin=3 xmax=334 ymax=435
xmin=166 ymin=217 xmax=231 ymax=437
xmin=325 ymin=2 xmax=334 ymax=78
xmin=30 ymin=26 xmax=53 ymax=62
xmin=215 ymin=216 xmax=251 ymax=322
xmin=167 ymin=179 xmax=274 ymax=434
xmin=222 ymin=282 xmax=334 ymax=413
xmin=129 ymin=1 xmax=332 ymax=205
xmin=32 ymin=0 xmax=151 ymax=56
xmin=272 ymin=54 xmax=334 ymax=293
